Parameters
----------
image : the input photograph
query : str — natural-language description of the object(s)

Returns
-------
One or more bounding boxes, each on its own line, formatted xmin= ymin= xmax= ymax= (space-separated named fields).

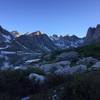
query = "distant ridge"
xmin=0 ymin=24 xmax=100 ymax=67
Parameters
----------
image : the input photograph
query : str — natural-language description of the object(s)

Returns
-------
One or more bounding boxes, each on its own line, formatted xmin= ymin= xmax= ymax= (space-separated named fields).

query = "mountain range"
xmin=0 ymin=24 xmax=100 ymax=68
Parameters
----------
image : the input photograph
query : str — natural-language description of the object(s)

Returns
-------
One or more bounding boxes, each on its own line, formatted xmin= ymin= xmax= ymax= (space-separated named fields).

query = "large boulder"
xmin=57 ymin=51 xmax=79 ymax=61
xmin=40 ymin=61 xmax=70 ymax=74
xmin=54 ymin=67 xmax=71 ymax=76
xmin=40 ymin=64 xmax=64 ymax=74
xmin=77 ymin=57 xmax=98 ymax=66
xmin=55 ymin=64 xmax=87 ymax=76
xmin=91 ymin=62 xmax=100 ymax=70
xmin=29 ymin=73 xmax=46 ymax=85
xmin=55 ymin=61 xmax=71 ymax=67
xmin=69 ymin=65 xmax=87 ymax=74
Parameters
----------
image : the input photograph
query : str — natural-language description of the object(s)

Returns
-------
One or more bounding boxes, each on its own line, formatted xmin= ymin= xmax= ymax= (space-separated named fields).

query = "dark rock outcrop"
xmin=85 ymin=24 xmax=100 ymax=44
xmin=0 ymin=26 xmax=14 ymax=47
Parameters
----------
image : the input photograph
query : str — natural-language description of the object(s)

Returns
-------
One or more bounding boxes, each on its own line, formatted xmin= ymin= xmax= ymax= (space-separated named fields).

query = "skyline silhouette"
xmin=0 ymin=0 xmax=100 ymax=37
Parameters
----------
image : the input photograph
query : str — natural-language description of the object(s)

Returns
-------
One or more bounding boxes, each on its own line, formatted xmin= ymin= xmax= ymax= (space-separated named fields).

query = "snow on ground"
xmin=25 ymin=59 xmax=40 ymax=64
xmin=2 ymin=34 xmax=12 ymax=43
xmin=21 ymin=96 xmax=30 ymax=100
xmin=1 ymin=51 xmax=16 ymax=55
xmin=14 ymin=66 xmax=26 ymax=70
xmin=0 ymin=45 xmax=10 ymax=50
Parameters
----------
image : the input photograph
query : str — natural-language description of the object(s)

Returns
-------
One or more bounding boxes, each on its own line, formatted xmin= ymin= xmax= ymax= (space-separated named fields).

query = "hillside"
xmin=0 ymin=25 xmax=100 ymax=100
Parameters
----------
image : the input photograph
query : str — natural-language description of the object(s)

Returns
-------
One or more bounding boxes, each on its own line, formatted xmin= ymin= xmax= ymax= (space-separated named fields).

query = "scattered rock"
xmin=69 ymin=65 xmax=87 ymax=74
xmin=55 ymin=61 xmax=71 ymax=67
xmin=40 ymin=64 xmax=63 ymax=74
xmin=91 ymin=62 xmax=100 ymax=70
xmin=40 ymin=61 xmax=70 ymax=74
xmin=77 ymin=57 xmax=98 ymax=66
xmin=29 ymin=73 xmax=46 ymax=84
xmin=54 ymin=64 xmax=87 ymax=76
xmin=57 ymin=51 xmax=79 ymax=61
xmin=55 ymin=67 xmax=71 ymax=76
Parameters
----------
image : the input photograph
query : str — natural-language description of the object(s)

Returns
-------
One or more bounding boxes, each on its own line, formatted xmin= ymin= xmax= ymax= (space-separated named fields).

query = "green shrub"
xmin=1 ymin=66 xmax=100 ymax=100
xmin=30 ymin=70 xmax=100 ymax=100
xmin=26 ymin=66 xmax=45 ymax=75
xmin=76 ymin=44 xmax=100 ymax=59
xmin=62 ymin=70 xmax=100 ymax=100
xmin=0 ymin=69 xmax=36 ymax=97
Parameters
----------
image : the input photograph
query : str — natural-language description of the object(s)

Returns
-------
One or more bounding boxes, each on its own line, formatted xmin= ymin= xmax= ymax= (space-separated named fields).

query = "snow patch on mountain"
xmin=1 ymin=51 xmax=16 ymax=55
xmin=50 ymin=35 xmax=84 ymax=48
xmin=0 ymin=45 xmax=10 ymax=50
xmin=2 ymin=34 xmax=12 ymax=43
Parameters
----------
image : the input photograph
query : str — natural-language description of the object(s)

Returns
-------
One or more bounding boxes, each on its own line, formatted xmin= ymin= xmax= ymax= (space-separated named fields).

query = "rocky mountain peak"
xmin=50 ymin=34 xmax=59 ymax=41
xmin=71 ymin=35 xmax=79 ymax=39
xmin=96 ymin=24 xmax=100 ymax=29
xmin=0 ymin=25 xmax=3 ymax=31
xmin=0 ymin=25 xmax=6 ymax=34
xmin=0 ymin=26 xmax=13 ymax=37
xmin=85 ymin=24 xmax=100 ymax=44
xmin=0 ymin=26 xmax=14 ymax=46
xmin=11 ymin=31 xmax=20 ymax=37
xmin=31 ymin=31 xmax=42 ymax=36
xmin=52 ymin=34 xmax=58 ymax=38
xmin=86 ymin=27 xmax=95 ymax=40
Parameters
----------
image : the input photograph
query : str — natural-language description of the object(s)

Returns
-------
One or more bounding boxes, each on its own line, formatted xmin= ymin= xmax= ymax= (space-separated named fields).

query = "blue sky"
xmin=0 ymin=0 xmax=100 ymax=37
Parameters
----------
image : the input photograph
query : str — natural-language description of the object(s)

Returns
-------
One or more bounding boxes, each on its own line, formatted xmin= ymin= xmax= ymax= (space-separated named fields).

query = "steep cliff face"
xmin=93 ymin=24 xmax=100 ymax=40
xmin=0 ymin=26 xmax=14 ymax=47
xmin=85 ymin=24 xmax=100 ymax=44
